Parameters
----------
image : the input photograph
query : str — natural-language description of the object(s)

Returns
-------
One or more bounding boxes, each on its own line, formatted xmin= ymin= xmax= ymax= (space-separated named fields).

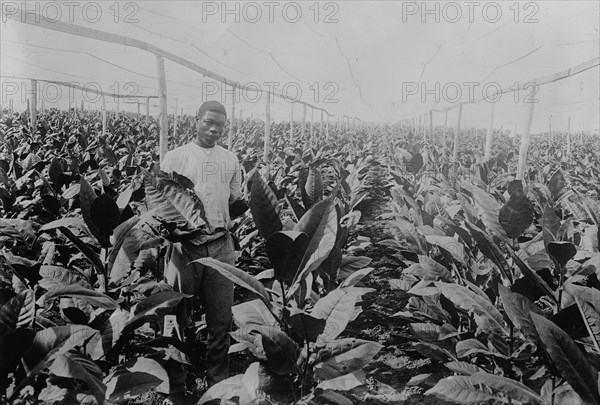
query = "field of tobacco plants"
xmin=1 ymin=108 xmax=600 ymax=405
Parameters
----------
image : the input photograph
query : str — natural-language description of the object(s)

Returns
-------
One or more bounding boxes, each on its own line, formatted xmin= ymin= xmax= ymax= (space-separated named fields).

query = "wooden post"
xmin=264 ymin=92 xmax=271 ymax=163
xmin=566 ymin=116 xmax=571 ymax=157
xmin=301 ymin=103 xmax=306 ymax=139
xmin=548 ymin=115 xmax=552 ymax=144
xmin=443 ymin=109 xmax=448 ymax=147
xmin=101 ymin=94 xmax=107 ymax=137
xmin=452 ymin=103 xmax=463 ymax=161
xmin=289 ymin=102 xmax=294 ymax=143
xmin=30 ymin=79 xmax=37 ymax=132
xmin=484 ymin=101 xmax=495 ymax=160
xmin=174 ymin=98 xmax=179 ymax=138
xmin=9 ymin=98 xmax=13 ymax=114
xmin=116 ymin=97 xmax=119 ymax=118
xmin=517 ymin=101 xmax=535 ymax=181
xmin=428 ymin=110 xmax=433 ymax=141
xmin=320 ymin=110 xmax=324 ymax=141
xmin=310 ymin=106 xmax=314 ymax=145
xmin=156 ymin=55 xmax=168 ymax=162
xmin=145 ymin=97 xmax=149 ymax=124
xmin=137 ymin=102 xmax=140 ymax=120
xmin=229 ymin=87 xmax=235 ymax=150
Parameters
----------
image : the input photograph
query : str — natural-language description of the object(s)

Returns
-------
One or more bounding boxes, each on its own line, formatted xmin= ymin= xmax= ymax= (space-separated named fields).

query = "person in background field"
xmin=160 ymin=100 xmax=242 ymax=390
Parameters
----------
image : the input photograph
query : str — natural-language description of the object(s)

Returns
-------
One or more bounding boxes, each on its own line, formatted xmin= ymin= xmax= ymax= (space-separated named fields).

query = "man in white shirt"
xmin=161 ymin=100 xmax=241 ymax=388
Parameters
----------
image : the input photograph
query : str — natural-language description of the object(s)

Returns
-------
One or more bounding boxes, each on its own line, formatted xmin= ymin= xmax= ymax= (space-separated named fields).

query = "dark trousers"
xmin=164 ymin=232 xmax=235 ymax=387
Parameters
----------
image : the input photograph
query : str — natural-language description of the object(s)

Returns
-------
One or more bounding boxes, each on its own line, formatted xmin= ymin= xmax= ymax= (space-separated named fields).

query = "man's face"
xmin=197 ymin=110 xmax=226 ymax=147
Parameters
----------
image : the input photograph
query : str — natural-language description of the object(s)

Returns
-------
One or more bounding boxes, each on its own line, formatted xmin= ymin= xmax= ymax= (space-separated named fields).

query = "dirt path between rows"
xmin=340 ymin=196 xmax=451 ymax=404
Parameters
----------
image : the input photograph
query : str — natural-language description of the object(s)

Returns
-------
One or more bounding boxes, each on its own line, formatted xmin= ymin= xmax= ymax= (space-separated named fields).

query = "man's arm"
xmin=229 ymin=159 xmax=242 ymax=203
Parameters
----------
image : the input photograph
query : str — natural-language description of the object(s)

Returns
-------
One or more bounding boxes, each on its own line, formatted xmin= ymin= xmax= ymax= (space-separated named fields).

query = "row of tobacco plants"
xmin=0 ymin=108 xmax=386 ymax=404
xmin=373 ymin=130 xmax=600 ymax=404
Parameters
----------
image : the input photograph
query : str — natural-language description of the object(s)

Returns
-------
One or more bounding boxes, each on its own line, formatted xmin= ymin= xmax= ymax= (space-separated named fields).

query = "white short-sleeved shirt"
xmin=160 ymin=142 xmax=242 ymax=232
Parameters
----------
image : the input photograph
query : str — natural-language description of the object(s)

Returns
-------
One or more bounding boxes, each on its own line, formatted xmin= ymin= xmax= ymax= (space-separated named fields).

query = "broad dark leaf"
xmin=90 ymin=194 xmax=121 ymax=242
xmin=531 ymin=312 xmax=600 ymax=405
xmin=255 ymin=327 xmax=299 ymax=375
xmin=542 ymin=204 xmax=560 ymax=248
xmin=0 ymin=325 xmax=35 ymax=388
xmin=266 ymin=231 xmax=309 ymax=286
xmin=249 ymin=171 xmax=282 ymax=240
xmin=0 ymin=289 xmax=35 ymax=329
xmin=286 ymin=307 xmax=326 ymax=344
xmin=304 ymin=168 xmax=323 ymax=209
xmin=548 ymin=170 xmax=566 ymax=201
xmin=499 ymin=180 xmax=534 ymax=239
xmin=293 ymin=197 xmax=338 ymax=286
xmin=80 ymin=177 xmax=109 ymax=247
xmin=547 ymin=241 xmax=577 ymax=267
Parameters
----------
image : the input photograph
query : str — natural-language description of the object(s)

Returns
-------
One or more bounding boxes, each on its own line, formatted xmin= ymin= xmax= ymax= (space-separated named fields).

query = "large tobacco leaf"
xmin=436 ymin=282 xmax=508 ymax=337
xmin=0 ymin=289 xmax=35 ymax=329
xmin=144 ymin=171 xmax=207 ymax=232
xmin=249 ymin=170 xmax=282 ymax=240
xmin=498 ymin=180 xmax=534 ymax=238
xmin=531 ymin=312 xmax=600 ymax=405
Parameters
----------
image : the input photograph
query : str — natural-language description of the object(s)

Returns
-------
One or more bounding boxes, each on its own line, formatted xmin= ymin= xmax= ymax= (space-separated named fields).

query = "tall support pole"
xmin=116 ymin=97 xmax=119 ymax=118
xmin=310 ymin=106 xmax=314 ymax=145
xmin=443 ymin=109 xmax=448 ymax=147
xmin=41 ymin=98 xmax=45 ymax=114
xmin=301 ymin=103 xmax=306 ymax=140
xmin=566 ymin=116 xmax=571 ymax=157
xmin=548 ymin=115 xmax=553 ymax=144
xmin=452 ymin=103 xmax=463 ymax=161
xmin=137 ymin=102 xmax=140 ymax=120
xmin=428 ymin=110 xmax=433 ymax=141
xmin=174 ymin=98 xmax=179 ymax=138
xmin=289 ymin=102 xmax=294 ymax=143
xmin=517 ymin=102 xmax=536 ymax=181
xmin=264 ymin=93 xmax=271 ymax=163
xmin=101 ymin=94 xmax=107 ymax=137
xmin=229 ymin=87 xmax=236 ymax=150
xmin=80 ymin=99 xmax=84 ymax=113
xmin=145 ymin=97 xmax=150 ymax=124
xmin=156 ymin=55 xmax=168 ymax=162
xmin=320 ymin=110 xmax=324 ymax=141
xmin=325 ymin=114 xmax=330 ymax=141
xmin=30 ymin=79 xmax=37 ymax=132
xmin=484 ymin=101 xmax=495 ymax=160
xmin=9 ymin=98 xmax=13 ymax=114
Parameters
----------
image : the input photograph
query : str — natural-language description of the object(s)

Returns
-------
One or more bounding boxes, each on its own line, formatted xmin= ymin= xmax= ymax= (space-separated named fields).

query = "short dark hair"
xmin=198 ymin=100 xmax=227 ymax=119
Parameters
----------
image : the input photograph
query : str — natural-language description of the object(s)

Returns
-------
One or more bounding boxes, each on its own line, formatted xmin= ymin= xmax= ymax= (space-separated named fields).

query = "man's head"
xmin=196 ymin=101 xmax=227 ymax=148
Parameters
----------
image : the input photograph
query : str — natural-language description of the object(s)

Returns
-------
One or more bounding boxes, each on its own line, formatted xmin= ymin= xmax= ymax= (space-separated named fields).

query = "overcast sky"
xmin=1 ymin=1 xmax=599 ymax=132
